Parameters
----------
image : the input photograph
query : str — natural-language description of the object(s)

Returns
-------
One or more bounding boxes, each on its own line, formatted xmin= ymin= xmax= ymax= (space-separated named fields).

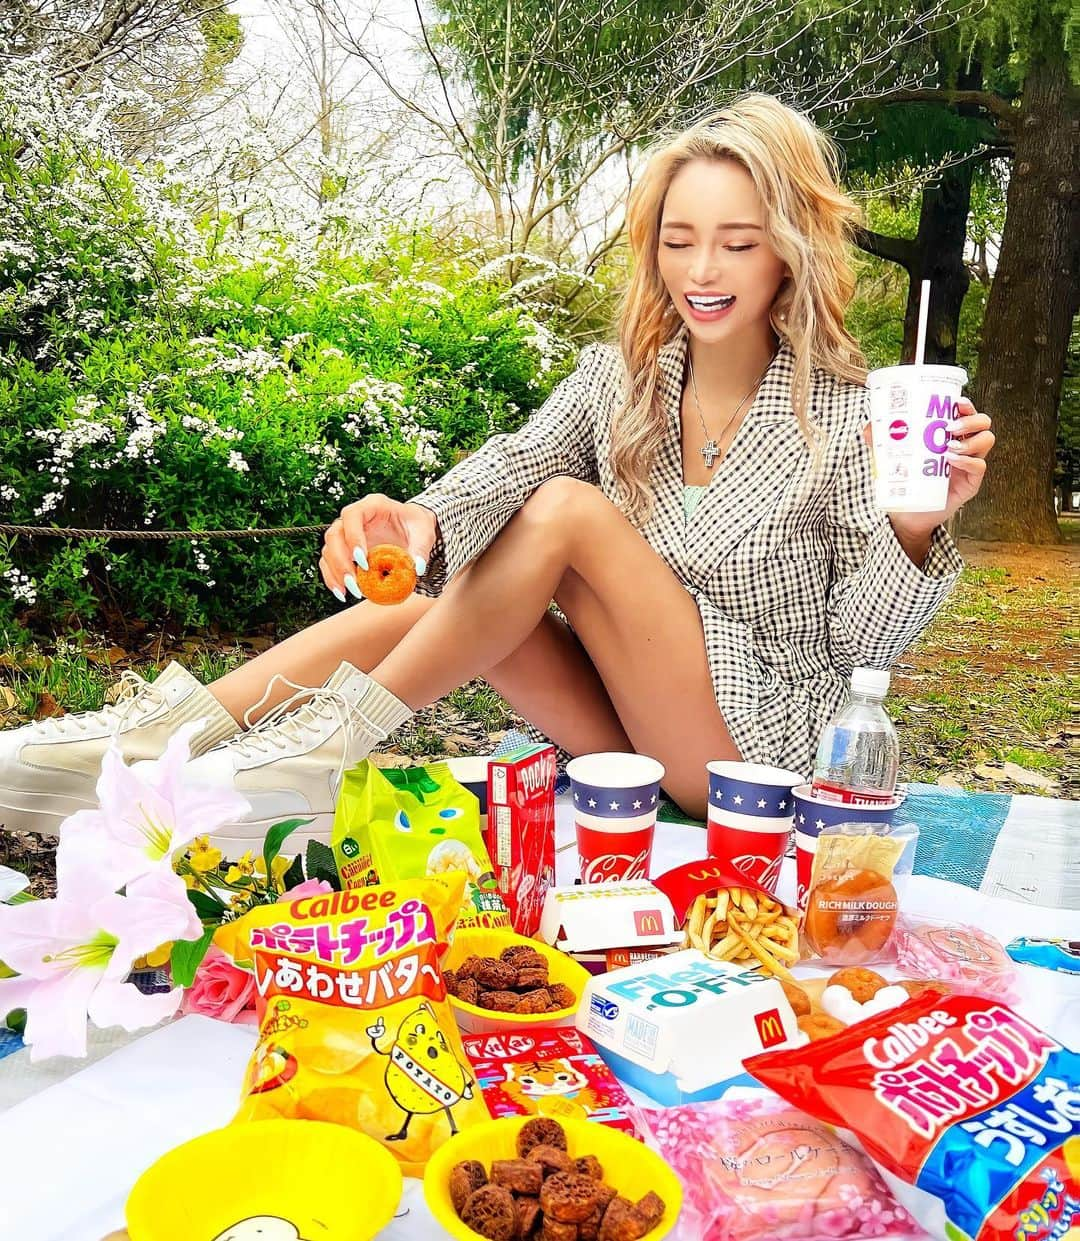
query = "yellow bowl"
xmin=126 ymin=1118 xmax=403 ymax=1241
xmin=424 ymin=1115 xmax=682 ymax=1240
xmin=446 ymin=927 xmax=591 ymax=1033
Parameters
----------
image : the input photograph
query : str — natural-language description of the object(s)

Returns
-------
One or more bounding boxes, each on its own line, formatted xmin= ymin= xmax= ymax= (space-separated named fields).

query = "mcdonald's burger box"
xmin=575 ymin=948 xmax=802 ymax=1105
xmin=538 ymin=882 xmax=683 ymax=974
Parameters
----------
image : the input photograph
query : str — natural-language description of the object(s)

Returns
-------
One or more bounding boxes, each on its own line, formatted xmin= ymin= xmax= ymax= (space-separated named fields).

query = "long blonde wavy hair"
xmin=611 ymin=93 xmax=867 ymax=524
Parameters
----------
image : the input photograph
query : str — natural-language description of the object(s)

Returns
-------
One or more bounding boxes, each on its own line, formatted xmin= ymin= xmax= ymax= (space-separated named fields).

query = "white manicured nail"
xmin=353 ymin=546 xmax=368 ymax=571
xmin=332 ymin=587 xmax=347 ymax=603
xmin=413 ymin=554 xmax=427 ymax=577
xmin=344 ymin=574 xmax=363 ymax=599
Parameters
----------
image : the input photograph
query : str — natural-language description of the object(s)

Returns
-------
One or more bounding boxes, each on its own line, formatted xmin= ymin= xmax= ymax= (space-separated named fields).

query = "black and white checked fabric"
xmin=411 ymin=326 xmax=962 ymax=775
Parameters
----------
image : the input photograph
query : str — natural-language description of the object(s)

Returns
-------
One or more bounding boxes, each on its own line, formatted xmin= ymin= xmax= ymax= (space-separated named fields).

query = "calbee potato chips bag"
xmin=232 ymin=876 xmax=489 ymax=1176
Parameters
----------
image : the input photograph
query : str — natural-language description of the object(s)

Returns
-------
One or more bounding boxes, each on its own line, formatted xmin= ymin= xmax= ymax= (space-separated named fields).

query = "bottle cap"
xmin=851 ymin=667 xmax=891 ymax=697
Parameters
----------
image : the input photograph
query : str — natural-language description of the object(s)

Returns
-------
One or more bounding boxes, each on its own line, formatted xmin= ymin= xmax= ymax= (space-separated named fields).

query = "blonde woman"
xmin=0 ymin=94 xmax=993 ymax=845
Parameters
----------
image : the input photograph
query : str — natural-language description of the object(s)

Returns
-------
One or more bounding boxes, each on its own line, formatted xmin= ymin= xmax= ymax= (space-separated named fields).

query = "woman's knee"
xmin=516 ymin=477 xmax=609 ymax=539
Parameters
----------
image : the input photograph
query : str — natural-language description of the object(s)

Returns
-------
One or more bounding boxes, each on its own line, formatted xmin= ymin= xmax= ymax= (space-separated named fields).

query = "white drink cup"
xmin=866 ymin=364 xmax=966 ymax=513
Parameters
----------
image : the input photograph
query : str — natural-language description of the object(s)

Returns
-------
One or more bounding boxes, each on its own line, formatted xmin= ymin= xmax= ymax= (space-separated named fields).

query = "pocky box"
xmin=461 ymin=1026 xmax=637 ymax=1135
xmin=486 ymin=743 xmax=556 ymax=937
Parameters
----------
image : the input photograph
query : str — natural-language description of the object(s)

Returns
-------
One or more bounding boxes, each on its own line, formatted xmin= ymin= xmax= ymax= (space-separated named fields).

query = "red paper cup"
xmin=706 ymin=814 xmax=789 ymax=894
xmin=794 ymin=829 xmax=818 ymax=912
xmin=575 ymin=820 xmax=656 ymax=884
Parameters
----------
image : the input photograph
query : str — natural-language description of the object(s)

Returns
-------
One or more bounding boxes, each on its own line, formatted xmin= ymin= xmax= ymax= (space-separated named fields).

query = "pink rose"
xmin=180 ymin=945 xmax=258 ymax=1025
xmin=278 ymin=878 xmax=333 ymax=902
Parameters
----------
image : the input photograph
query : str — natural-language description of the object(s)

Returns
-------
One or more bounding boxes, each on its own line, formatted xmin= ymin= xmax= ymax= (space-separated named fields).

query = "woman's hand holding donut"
xmin=319 ymin=496 xmax=437 ymax=603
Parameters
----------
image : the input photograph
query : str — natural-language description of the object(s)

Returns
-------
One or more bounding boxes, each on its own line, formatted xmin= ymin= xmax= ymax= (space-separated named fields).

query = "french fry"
xmin=684 ymin=885 xmax=801 ymax=980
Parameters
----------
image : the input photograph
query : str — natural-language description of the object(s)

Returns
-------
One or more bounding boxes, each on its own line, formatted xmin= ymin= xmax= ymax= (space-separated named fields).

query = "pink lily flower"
xmin=56 ymin=721 xmax=249 ymax=897
xmin=0 ymin=868 xmax=201 ymax=1061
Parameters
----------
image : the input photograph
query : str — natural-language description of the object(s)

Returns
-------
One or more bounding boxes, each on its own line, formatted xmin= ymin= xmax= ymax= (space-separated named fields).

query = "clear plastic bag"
xmin=802 ymin=821 xmax=919 ymax=966
xmin=894 ymin=916 xmax=1021 ymax=1002
xmin=634 ymin=1094 xmax=928 ymax=1240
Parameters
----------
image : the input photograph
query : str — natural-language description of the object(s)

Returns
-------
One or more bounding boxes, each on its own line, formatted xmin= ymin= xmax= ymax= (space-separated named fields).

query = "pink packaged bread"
xmin=892 ymin=918 xmax=1020 ymax=1002
xmin=639 ymin=1095 xmax=927 ymax=1240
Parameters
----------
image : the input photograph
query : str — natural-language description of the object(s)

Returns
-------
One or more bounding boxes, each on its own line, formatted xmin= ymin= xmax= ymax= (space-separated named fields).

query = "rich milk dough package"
xmin=747 ymin=990 xmax=1079 ymax=1241
xmin=231 ymin=876 xmax=490 ymax=1176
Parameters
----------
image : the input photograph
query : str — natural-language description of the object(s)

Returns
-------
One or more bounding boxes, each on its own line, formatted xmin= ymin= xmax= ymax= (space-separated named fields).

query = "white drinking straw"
xmin=914 ymin=278 xmax=931 ymax=365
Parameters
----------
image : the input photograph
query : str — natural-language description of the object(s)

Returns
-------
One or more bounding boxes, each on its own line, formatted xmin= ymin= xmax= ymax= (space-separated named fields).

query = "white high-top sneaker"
xmin=0 ymin=662 xmax=240 ymax=835
xmin=182 ymin=661 xmax=414 ymax=855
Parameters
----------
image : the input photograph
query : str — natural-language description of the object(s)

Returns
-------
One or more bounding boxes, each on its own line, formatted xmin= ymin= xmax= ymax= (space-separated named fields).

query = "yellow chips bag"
xmin=231 ymin=876 xmax=489 ymax=1175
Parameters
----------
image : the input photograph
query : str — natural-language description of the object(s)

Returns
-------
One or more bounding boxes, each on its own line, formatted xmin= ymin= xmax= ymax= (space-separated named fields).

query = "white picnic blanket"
xmin=3 ymin=793 xmax=1078 ymax=1240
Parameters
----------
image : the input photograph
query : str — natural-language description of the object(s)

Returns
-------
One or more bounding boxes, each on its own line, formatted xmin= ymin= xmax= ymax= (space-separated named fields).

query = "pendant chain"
xmin=688 ymin=351 xmax=776 ymax=468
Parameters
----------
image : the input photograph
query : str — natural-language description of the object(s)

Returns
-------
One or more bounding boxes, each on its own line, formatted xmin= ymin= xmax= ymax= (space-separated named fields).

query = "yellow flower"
xmin=225 ymin=851 xmax=257 ymax=884
xmin=255 ymin=854 xmax=291 ymax=889
xmin=189 ymin=836 xmax=223 ymax=873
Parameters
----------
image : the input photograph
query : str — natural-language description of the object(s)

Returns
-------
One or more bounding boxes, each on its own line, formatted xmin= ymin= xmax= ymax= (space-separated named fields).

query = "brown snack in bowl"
xmin=541 ymin=1219 xmax=579 ymax=1241
xmin=457 ymin=955 xmax=484 ymax=980
xmin=502 ymin=945 xmax=547 ymax=970
xmin=479 ymin=990 xmax=521 ymax=1012
xmin=491 ymin=1158 xmax=544 ymax=1196
xmin=527 ymin=1144 xmax=574 ymax=1177
xmin=518 ymin=1117 xmax=568 ymax=1156
xmin=541 ymin=1172 xmax=603 ymax=1223
xmin=516 ymin=1195 xmax=542 ymax=1238
xmin=579 ymin=1207 xmax=603 ymax=1241
xmin=516 ymin=967 xmax=550 ymax=989
xmin=597 ymin=1197 xmax=648 ymax=1241
xmin=515 ymin=988 xmax=554 ymax=1015
xmin=634 ymin=1191 xmax=665 ymax=1229
xmin=443 ymin=968 xmax=460 ymax=996
xmin=449 ymin=1159 xmax=488 ymax=1213
xmin=476 ymin=959 xmax=519 ymax=989
xmin=461 ymin=1184 xmax=518 ymax=1241
xmin=574 ymin=1154 xmax=604 ymax=1181
xmin=457 ymin=977 xmax=481 ymax=1007
xmin=548 ymin=983 xmax=577 ymax=1011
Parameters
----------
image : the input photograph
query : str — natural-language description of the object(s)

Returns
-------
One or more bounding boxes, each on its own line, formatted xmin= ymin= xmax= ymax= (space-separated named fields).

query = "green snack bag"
xmin=332 ymin=759 xmax=511 ymax=930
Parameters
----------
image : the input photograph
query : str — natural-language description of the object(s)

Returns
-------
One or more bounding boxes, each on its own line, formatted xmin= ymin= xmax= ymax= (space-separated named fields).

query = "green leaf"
xmin=170 ymin=926 xmax=216 ymax=987
xmin=282 ymin=852 xmax=306 ymax=891
xmin=262 ymin=818 xmax=312 ymax=880
xmin=5 ymin=1007 xmax=26 ymax=1035
xmin=186 ymin=888 xmax=226 ymax=920
xmin=305 ymin=838 xmax=341 ymax=891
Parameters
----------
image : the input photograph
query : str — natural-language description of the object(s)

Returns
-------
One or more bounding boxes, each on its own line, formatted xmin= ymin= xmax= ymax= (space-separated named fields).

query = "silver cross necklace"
xmin=687 ymin=351 xmax=776 ymax=468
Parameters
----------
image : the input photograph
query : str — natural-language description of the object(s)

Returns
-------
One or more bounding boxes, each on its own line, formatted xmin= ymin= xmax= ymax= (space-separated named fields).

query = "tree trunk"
xmin=961 ymin=15 xmax=1079 ymax=543
xmin=900 ymin=159 xmax=974 ymax=363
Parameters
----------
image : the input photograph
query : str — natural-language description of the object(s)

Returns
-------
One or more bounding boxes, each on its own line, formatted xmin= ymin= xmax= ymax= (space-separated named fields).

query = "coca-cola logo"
xmin=582 ymin=850 xmax=648 ymax=884
xmin=731 ymin=853 xmax=782 ymax=889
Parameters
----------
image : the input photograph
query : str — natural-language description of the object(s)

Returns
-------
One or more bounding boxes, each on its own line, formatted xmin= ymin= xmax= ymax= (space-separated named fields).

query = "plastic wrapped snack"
xmin=231 ymin=876 xmax=491 ymax=1176
xmin=802 ymin=823 xmax=918 ymax=966
xmin=894 ymin=919 xmax=1020 ymax=1002
xmin=332 ymin=759 xmax=510 ymax=930
xmin=638 ymin=1094 xmax=925 ymax=1240
xmin=747 ymin=990 xmax=1079 ymax=1241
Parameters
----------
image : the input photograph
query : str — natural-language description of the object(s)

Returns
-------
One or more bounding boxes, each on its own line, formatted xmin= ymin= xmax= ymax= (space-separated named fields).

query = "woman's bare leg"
xmin=371 ymin=477 xmax=739 ymax=818
xmin=209 ymin=578 xmax=632 ymax=757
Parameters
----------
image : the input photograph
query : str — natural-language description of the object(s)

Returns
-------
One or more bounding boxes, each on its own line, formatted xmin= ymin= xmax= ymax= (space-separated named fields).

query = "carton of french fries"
xmin=652 ymin=861 xmax=803 ymax=983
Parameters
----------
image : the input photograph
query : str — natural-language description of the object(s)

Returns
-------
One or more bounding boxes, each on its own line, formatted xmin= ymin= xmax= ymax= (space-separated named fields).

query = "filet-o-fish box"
xmin=538 ymin=882 xmax=683 ymax=975
xmin=576 ymin=948 xmax=802 ymax=1105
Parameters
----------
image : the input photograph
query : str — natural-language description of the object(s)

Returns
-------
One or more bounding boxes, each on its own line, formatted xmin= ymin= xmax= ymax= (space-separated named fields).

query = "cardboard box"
xmin=538 ymin=882 xmax=683 ymax=974
xmin=486 ymin=743 xmax=556 ymax=937
xmin=460 ymin=1026 xmax=637 ymax=1135
xmin=575 ymin=949 xmax=802 ymax=1105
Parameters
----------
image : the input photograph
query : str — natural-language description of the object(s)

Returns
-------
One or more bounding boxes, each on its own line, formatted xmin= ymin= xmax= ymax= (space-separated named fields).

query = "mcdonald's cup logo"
xmin=634 ymin=909 xmax=663 ymax=936
xmin=754 ymin=1007 xmax=786 ymax=1049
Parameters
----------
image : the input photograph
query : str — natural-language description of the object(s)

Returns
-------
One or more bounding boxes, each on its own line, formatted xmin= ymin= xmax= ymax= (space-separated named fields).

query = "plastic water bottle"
xmin=811 ymin=668 xmax=900 ymax=805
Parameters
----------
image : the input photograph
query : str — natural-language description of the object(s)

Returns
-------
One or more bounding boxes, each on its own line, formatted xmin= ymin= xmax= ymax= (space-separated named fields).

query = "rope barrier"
xmin=0 ymin=524 xmax=327 ymax=540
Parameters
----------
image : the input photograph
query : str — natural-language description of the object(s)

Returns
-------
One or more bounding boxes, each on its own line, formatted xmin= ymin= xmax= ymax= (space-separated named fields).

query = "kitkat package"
xmin=231 ymin=876 xmax=490 ymax=1176
xmin=460 ymin=1026 xmax=637 ymax=1135
xmin=747 ymin=990 xmax=1079 ymax=1241
xmin=332 ymin=759 xmax=510 ymax=930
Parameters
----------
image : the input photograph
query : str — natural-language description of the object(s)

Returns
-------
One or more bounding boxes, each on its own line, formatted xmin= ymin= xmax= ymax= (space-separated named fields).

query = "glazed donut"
xmin=797 ymin=1013 xmax=846 ymax=1042
xmin=355 ymin=543 xmax=417 ymax=605
xmin=803 ymin=867 xmax=898 ymax=965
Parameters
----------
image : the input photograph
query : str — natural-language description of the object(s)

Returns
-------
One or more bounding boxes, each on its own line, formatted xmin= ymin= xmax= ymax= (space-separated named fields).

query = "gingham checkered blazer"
xmin=411 ymin=326 xmax=963 ymax=776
